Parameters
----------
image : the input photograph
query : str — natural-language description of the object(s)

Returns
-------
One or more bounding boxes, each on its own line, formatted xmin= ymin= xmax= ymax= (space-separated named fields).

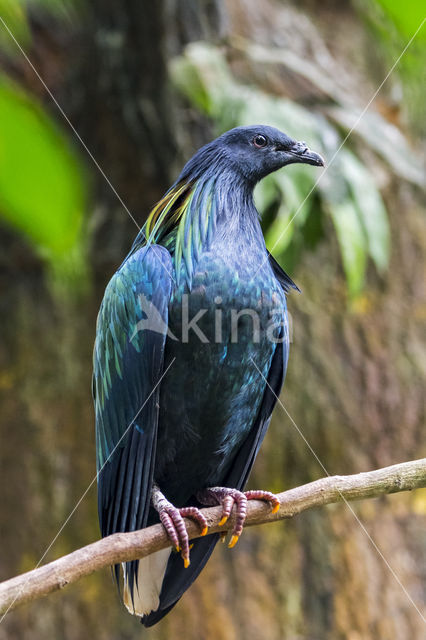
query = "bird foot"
xmin=196 ymin=487 xmax=280 ymax=548
xmin=151 ymin=484 xmax=208 ymax=568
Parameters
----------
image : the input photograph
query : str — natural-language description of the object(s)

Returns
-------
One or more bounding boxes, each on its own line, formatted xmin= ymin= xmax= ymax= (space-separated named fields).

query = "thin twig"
xmin=1 ymin=458 xmax=425 ymax=615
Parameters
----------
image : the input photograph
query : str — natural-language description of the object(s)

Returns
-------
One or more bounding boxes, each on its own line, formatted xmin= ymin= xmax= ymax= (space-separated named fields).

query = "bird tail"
xmin=122 ymin=549 xmax=171 ymax=617
xmin=142 ymin=533 xmax=220 ymax=626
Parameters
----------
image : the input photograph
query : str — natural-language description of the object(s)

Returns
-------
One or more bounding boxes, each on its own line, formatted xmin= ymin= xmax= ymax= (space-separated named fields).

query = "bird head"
xmin=179 ymin=125 xmax=324 ymax=186
xmin=216 ymin=125 xmax=324 ymax=183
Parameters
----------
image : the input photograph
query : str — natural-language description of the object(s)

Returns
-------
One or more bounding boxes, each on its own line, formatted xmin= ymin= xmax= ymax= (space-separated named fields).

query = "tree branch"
xmin=1 ymin=458 xmax=425 ymax=615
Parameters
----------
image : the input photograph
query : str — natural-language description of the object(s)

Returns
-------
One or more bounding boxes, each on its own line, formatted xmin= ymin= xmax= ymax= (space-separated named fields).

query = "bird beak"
xmin=287 ymin=141 xmax=325 ymax=167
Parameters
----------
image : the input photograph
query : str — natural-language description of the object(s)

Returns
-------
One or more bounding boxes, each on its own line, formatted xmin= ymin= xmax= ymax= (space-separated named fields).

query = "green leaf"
xmin=339 ymin=150 xmax=390 ymax=272
xmin=170 ymin=43 xmax=233 ymax=118
xmin=328 ymin=107 xmax=424 ymax=187
xmin=260 ymin=170 xmax=313 ymax=255
xmin=0 ymin=77 xmax=86 ymax=258
xmin=0 ymin=1 xmax=31 ymax=53
xmin=254 ymin=173 xmax=279 ymax=211
xmin=376 ymin=0 xmax=426 ymax=40
xmin=328 ymin=199 xmax=368 ymax=298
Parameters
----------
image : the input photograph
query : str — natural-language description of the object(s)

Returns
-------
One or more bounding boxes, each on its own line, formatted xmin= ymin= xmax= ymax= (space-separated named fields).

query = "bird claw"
xmin=152 ymin=484 xmax=208 ymax=568
xmin=197 ymin=487 xmax=280 ymax=547
xmin=228 ymin=534 xmax=240 ymax=549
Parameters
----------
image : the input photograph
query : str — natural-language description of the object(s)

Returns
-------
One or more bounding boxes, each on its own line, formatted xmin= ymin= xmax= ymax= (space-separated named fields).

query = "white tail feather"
xmin=123 ymin=548 xmax=171 ymax=617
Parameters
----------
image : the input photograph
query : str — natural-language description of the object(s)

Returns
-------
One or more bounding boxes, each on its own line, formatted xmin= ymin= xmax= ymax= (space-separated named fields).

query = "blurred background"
xmin=0 ymin=1 xmax=425 ymax=638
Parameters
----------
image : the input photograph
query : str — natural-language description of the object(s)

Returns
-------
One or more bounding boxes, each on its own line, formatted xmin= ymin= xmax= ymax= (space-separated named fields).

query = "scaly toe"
xmin=159 ymin=506 xmax=190 ymax=564
xmin=245 ymin=489 xmax=280 ymax=514
xmin=152 ymin=485 xmax=197 ymax=567
xmin=179 ymin=506 xmax=209 ymax=537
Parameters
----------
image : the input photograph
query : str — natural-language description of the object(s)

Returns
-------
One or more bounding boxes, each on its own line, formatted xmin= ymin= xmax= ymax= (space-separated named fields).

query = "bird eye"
xmin=253 ymin=134 xmax=267 ymax=148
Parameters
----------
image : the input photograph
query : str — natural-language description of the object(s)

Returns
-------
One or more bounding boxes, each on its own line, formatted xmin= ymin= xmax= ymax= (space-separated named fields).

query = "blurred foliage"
xmin=376 ymin=0 xmax=426 ymax=38
xmin=170 ymin=43 xmax=392 ymax=297
xmin=0 ymin=78 xmax=85 ymax=255
xmin=0 ymin=76 xmax=89 ymax=293
xmin=0 ymin=1 xmax=30 ymax=51
xmin=357 ymin=0 xmax=426 ymax=133
xmin=0 ymin=0 xmax=79 ymax=52
xmin=0 ymin=0 xmax=88 ymax=295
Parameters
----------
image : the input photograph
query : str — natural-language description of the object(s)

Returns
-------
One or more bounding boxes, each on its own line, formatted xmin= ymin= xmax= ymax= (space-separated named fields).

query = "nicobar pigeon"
xmin=93 ymin=125 xmax=324 ymax=626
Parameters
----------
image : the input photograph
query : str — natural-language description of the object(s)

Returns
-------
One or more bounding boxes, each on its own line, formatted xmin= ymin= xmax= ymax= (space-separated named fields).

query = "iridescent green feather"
xmin=143 ymin=178 xmax=217 ymax=288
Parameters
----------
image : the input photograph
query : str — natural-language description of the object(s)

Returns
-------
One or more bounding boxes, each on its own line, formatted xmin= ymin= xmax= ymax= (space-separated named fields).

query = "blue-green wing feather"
xmin=93 ymin=245 xmax=173 ymax=547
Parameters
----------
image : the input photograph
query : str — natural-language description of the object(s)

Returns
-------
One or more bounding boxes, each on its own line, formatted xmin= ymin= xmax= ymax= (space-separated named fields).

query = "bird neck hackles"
xmin=144 ymin=177 xmax=217 ymax=288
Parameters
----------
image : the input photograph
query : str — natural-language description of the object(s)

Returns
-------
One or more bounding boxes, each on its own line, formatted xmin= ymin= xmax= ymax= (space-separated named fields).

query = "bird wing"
xmin=267 ymin=251 xmax=300 ymax=293
xmin=93 ymin=245 xmax=173 ymax=569
xmin=143 ymin=316 xmax=289 ymax=627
